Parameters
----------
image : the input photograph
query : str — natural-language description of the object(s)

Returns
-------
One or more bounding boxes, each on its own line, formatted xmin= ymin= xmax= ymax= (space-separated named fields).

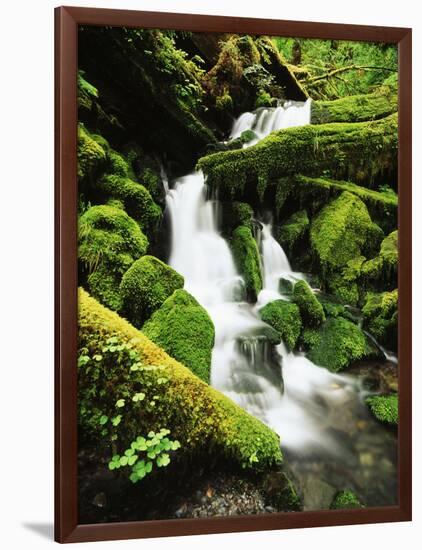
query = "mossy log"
xmin=311 ymin=89 xmax=397 ymax=124
xmin=142 ymin=289 xmax=215 ymax=383
xmin=78 ymin=288 xmax=283 ymax=469
xmin=198 ymin=114 xmax=398 ymax=201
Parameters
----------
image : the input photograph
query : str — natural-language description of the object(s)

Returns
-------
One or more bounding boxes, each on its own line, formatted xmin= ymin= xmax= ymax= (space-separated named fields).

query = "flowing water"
xmin=165 ymin=101 xmax=397 ymax=510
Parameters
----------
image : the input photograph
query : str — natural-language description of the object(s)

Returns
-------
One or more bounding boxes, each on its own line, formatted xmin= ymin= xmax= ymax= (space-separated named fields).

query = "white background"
xmin=1 ymin=0 xmax=419 ymax=547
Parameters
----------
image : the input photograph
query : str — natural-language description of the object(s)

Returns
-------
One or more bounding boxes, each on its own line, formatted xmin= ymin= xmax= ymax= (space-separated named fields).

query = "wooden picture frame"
xmin=55 ymin=5 xmax=412 ymax=543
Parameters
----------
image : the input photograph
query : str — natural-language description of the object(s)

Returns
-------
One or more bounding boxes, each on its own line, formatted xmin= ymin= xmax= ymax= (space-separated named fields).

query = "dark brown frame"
xmin=55 ymin=5 xmax=412 ymax=543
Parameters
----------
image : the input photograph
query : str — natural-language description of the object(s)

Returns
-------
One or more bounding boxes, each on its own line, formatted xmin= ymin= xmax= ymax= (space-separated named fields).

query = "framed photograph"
xmin=55 ymin=5 xmax=412 ymax=543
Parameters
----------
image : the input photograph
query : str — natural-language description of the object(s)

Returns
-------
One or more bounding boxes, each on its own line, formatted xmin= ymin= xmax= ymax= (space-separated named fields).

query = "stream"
xmin=165 ymin=101 xmax=397 ymax=510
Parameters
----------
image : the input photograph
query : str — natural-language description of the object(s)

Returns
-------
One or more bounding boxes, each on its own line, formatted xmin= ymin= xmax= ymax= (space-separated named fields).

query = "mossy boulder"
xmin=362 ymin=289 xmax=398 ymax=349
xmin=120 ymin=256 xmax=184 ymax=327
xmin=96 ymin=174 xmax=161 ymax=236
xmin=310 ymin=191 xmax=383 ymax=273
xmin=330 ymin=490 xmax=363 ymax=510
xmin=365 ymin=393 xmax=398 ymax=425
xmin=78 ymin=288 xmax=283 ymax=470
xmin=230 ymin=225 xmax=263 ymax=302
xmin=276 ymin=210 xmax=309 ymax=255
xmin=78 ymin=204 xmax=148 ymax=310
xmin=220 ymin=202 xmax=254 ymax=233
xmin=361 ymin=230 xmax=398 ymax=290
xmin=197 ymin=114 xmax=398 ymax=202
xmin=142 ymin=289 xmax=215 ymax=383
xmin=302 ymin=317 xmax=377 ymax=372
xmin=293 ymin=280 xmax=325 ymax=328
xmin=284 ymin=176 xmax=397 ymax=232
xmin=77 ymin=124 xmax=107 ymax=180
xmin=311 ymin=89 xmax=397 ymax=124
xmin=259 ymin=300 xmax=302 ymax=351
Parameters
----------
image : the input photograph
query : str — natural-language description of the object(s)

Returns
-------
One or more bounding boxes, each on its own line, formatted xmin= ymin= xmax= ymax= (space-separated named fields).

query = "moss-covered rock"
xmin=361 ymin=230 xmax=398 ymax=290
xmin=78 ymin=123 xmax=107 ymax=180
xmin=221 ymin=201 xmax=254 ymax=233
xmin=311 ymin=89 xmax=397 ymax=124
xmin=330 ymin=490 xmax=363 ymax=510
xmin=366 ymin=393 xmax=398 ymax=425
xmin=259 ymin=299 xmax=302 ymax=351
xmin=142 ymin=289 xmax=215 ymax=383
xmin=78 ymin=204 xmax=148 ymax=310
xmin=293 ymin=280 xmax=325 ymax=328
xmin=230 ymin=225 xmax=263 ymax=302
xmin=197 ymin=114 xmax=398 ymax=202
xmin=285 ymin=176 xmax=397 ymax=232
xmin=276 ymin=210 xmax=309 ymax=255
xmin=78 ymin=288 xmax=283 ymax=469
xmin=96 ymin=174 xmax=161 ymax=236
xmin=310 ymin=191 xmax=383 ymax=273
xmin=302 ymin=317 xmax=377 ymax=372
xmin=120 ymin=255 xmax=184 ymax=327
xmin=362 ymin=289 xmax=398 ymax=349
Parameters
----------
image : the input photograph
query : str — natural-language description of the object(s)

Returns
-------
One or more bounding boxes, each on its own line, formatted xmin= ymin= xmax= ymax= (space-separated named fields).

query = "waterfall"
xmin=230 ymin=99 xmax=312 ymax=145
xmin=165 ymin=100 xmax=396 ymax=508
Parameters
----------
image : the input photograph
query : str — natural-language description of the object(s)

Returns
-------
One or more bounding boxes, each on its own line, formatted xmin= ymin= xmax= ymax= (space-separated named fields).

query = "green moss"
xmin=197 ymin=114 xmax=398 ymax=200
xmin=142 ymin=289 xmax=215 ymax=383
xmin=78 ymin=204 xmax=148 ymax=310
xmin=293 ymin=280 xmax=325 ymax=328
xmin=310 ymin=191 xmax=383 ymax=272
xmin=96 ymin=174 xmax=161 ymax=235
xmin=77 ymin=124 xmax=106 ymax=180
xmin=107 ymin=149 xmax=132 ymax=178
xmin=221 ymin=202 xmax=254 ymax=233
xmin=78 ymin=288 xmax=282 ymax=469
xmin=312 ymin=89 xmax=397 ymax=124
xmin=230 ymin=225 xmax=263 ymax=302
xmin=255 ymin=90 xmax=274 ymax=108
xmin=361 ymin=230 xmax=398 ymax=289
xmin=330 ymin=490 xmax=363 ymax=510
xmin=259 ymin=300 xmax=302 ymax=351
xmin=120 ymin=255 xmax=184 ymax=327
xmin=303 ymin=317 xmax=376 ymax=372
xmin=366 ymin=393 xmax=398 ymax=425
xmin=291 ymin=176 xmax=397 ymax=227
xmin=316 ymin=293 xmax=346 ymax=318
xmin=276 ymin=210 xmax=309 ymax=254
xmin=362 ymin=289 xmax=398 ymax=348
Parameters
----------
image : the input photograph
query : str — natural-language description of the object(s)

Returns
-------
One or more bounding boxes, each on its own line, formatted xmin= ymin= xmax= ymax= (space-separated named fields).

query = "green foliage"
xmin=310 ymin=191 xmax=383 ymax=273
xmin=255 ymin=90 xmax=273 ymax=108
xmin=259 ymin=300 xmax=302 ymax=351
xmin=143 ymin=289 xmax=215 ymax=383
xmin=276 ymin=210 xmax=309 ymax=254
xmin=77 ymin=124 xmax=106 ymax=180
xmin=303 ymin=317 xmax=376 ymax=372
xmin=362 ymin=289 xmax=398 ymax=348
xmin=77 ymin=70 xmax=98 ymax=110
xmin=197 ymin=114 xmax=398 ymax=201
xmin=78 ymin=288 xmax=283 ymax=469
xmin=366 ymin=393 xmax=398 ymax=425
xmin=230 ymin=225 xmax=263 ymax=302
xmin=330 ymin=490 xmax=363 ymax=510
xmin=273 ymin=37 xmax=397 ymax=100
xmin=79 ymin=204 xmax=148 ymax=310
xmin=108 ymin=429 xmax=181 ymax=483
xmin=293 ymin=280 xmax=325 ymax=327
xmin=97 ymin=174 xmax=161 ymax=235
xmin=120 ymin=255 xmax=184 ymax=327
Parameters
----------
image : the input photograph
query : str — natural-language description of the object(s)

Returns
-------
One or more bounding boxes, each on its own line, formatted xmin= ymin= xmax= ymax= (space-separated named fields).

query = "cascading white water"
xmin=230 ymin=99 xmax=312 ymax=145
xmin=165 ymin=101 xmax=397 ymax=508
